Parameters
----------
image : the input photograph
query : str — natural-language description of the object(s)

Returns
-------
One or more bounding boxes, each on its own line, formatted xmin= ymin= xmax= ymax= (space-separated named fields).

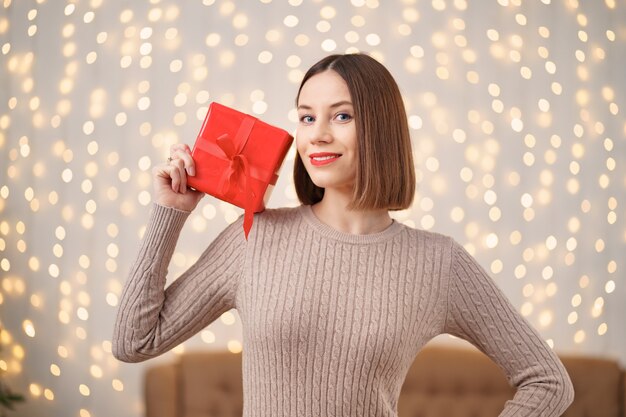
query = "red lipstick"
xmin=309 ymin=152 xmax=342 ymax=167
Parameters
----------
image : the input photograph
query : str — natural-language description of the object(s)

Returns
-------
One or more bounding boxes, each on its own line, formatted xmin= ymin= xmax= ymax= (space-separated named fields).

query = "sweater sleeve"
xmin=112 ymin=203 xmax=247 ymax=363
xmin=443 ymin=238 xmax=574 ymax=416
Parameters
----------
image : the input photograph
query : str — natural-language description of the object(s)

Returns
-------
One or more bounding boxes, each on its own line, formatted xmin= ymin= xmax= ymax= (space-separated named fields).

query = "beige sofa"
xmin=144 ymin=345 xmax=625 ymax=417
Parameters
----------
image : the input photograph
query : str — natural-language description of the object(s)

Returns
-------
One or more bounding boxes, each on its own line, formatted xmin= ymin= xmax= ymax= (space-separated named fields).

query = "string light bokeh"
xmin=1 ymin=0 xmax=624 ymax=416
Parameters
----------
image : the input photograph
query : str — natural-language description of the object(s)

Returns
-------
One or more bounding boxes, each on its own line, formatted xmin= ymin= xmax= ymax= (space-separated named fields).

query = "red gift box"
xmin=187 ymin=102 xmax=293 ymax=239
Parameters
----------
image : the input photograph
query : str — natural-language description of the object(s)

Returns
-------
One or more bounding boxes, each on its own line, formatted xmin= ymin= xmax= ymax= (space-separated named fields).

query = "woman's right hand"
xmin=152 ymin=144 xmax=204 ymax=212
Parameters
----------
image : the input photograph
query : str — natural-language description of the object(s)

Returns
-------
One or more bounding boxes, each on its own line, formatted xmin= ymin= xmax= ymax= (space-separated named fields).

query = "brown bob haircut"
xmin=293 ymin=53 xmax=416 ymax=211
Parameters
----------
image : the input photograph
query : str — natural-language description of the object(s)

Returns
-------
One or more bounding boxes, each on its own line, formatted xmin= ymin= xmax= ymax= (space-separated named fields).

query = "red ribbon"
xmin=214 ymin=116 xmax=257 ymax=240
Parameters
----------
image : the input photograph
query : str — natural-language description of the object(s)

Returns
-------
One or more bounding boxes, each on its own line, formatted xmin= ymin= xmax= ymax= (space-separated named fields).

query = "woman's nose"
xmin=310 ymin=121 xmax=332 ymax=144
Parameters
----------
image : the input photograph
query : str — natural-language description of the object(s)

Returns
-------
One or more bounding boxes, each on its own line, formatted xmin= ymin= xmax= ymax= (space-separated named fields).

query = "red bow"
xmin=215 ymin=132 xmax=256 ymax=240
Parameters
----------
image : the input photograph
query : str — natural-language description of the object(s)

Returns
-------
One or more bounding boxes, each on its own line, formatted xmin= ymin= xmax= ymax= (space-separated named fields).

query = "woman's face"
xmin=296 ymin=70 xmax=357 ymax=195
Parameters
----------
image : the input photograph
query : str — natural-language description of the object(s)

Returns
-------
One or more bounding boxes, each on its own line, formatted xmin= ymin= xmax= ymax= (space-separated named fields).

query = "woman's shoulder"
xmin=399 ymin=222 xmax=455 ymax=249
xmin=252 ymin=204 xmax=303 ymax=228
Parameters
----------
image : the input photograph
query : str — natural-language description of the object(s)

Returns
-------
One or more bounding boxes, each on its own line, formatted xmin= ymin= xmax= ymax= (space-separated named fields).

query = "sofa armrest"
xmin=622 ymin=370 xmax=626 ymax=417
xmin=145 ymin=362 xmax=179 ymax=417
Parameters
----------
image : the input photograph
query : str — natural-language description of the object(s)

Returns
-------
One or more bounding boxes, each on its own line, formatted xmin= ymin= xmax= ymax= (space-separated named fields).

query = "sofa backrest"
xmin=144 ymin=346 xmax=626 ymax=417
xmin=180 ymin=351 xmax=244 ymax=417
xmin=559 ymin=354 xmax=625 ymax=417
xmin=399 ymin=346 xmax=514 ymax=417
xmin=398 ymin=346 xmax=625 ymax=417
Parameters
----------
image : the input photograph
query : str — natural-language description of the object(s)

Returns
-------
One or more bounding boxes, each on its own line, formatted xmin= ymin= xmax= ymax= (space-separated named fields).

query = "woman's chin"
xmin=309 ymin=179 xmax=354 ymax=194
xmin=308 ymin=177 xmax=334 ymax=190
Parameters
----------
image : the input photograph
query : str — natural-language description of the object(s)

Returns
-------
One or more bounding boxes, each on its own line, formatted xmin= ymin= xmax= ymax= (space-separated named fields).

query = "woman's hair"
xmin=293 ymin=53 xmax=416 ymax=211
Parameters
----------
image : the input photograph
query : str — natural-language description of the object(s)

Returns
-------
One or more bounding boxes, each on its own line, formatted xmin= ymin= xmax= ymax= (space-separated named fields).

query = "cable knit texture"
xmin=112 ymin=203 xmax=574 ymax=417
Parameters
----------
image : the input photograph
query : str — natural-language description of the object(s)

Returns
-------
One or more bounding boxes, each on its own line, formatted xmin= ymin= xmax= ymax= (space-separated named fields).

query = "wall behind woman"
xmin=0 ymin=1 xmax=624 ymax=416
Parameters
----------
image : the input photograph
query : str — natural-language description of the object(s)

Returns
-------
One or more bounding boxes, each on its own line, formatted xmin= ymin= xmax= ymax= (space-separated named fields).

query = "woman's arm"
xmin=111 ymin=203 xmax=246 ymax=362
xmin=112 ymin=143 xmax=246 ymax=362
xmin=444 ymin=239 xmax=574 ymax=416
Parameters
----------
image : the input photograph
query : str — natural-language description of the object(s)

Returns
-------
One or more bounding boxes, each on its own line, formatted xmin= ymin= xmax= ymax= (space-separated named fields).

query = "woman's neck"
xmin=311 ymin=191 xmax=393 ymax=235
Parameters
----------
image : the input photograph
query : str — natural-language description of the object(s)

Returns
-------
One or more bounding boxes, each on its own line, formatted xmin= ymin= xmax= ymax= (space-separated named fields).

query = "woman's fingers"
xmin=170 ymin=158 xmax=187 ymax=193
xmin=153 ymin=162 xmax=184 ymax=193
xmin=151 ymin=145 xmax=204 ymax=212
xmin=164 ymin=143 xmax=196 ymax=194
xmin=172 ymin=150 xmax=196 ymax=177
xmin=169 ymin=144 xmax=195 ymax=176
xmin=169 ymin=143 xmax=190 ymax=156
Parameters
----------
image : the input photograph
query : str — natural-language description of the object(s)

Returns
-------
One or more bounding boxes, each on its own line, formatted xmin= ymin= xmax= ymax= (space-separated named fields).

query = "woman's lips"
xmin=310 ymin=153 xmax=341 ymax=166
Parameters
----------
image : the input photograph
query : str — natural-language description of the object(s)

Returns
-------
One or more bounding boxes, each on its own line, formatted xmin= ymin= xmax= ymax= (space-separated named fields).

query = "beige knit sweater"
xmin=112 ymin=203 xmax=574 ymax=417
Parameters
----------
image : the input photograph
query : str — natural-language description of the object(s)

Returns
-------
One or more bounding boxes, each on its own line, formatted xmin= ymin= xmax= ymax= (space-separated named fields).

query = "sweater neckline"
xmin=298 ymin=204 xmax=404 ymax=244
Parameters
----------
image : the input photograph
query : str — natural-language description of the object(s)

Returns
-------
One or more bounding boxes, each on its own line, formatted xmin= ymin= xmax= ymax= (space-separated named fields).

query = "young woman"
xmin=113 ymin=53 xmax=574 ymax=417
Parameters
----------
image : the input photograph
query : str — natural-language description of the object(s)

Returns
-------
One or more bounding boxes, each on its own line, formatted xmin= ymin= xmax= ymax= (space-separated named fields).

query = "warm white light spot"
xmin=573 ymin=272 xmax=587 ymax=288
xmin=485 ymin=233 xmax=498 ymax=248
xmin=605 ymin=280 xmax=615 ymax=294
xmin=30 ymin=383 xmax=42 ymax=397
xmin=566 ymin=216 xmax=580 ymax=234
xmin=201 ymin=330 xmax=215 ymax=344
xmin=539 ymin=310 xmax=553 ymax=327
xmin=321 ymin=39 xmax=337 ymax=52
xmin=574 ymin=330 xmax=585 ymax=344
xmin=545 ymin=236 xmax=557 ymax=250
xmin=28 ymin=256 xmax=40 ymax=271
xmin=228 ymin=340 xmax=243 ymax=353
xmin=23 ymin=320 xmax=35 ymax=337
xmin=607 ymin=260 xmax=617 ymax=274
xmin=606 ymin=29 xmax=615 ymax=41
xmin=58 ymin=346 xmax=69 ymax=358
xmin=90 ymin=365 xmax=103 ymax=378
xmin=520 ymin=193 xmax=533 ymax=208
xmin=365 ymin=33 xmax=381 ymax=46
xmin=252 ymin=101 xmax=268 ymax=115
xmin=432 ymin=0 xmax=446 ymax=10
xmin=112 ymin=379 xmax=124 ymax=392
xmin=232 ymin=13 xmax=248 ymax=29
xmin=490 ymin=259 xmax=503 ymax=274
xmin=521 ymin=302 xmax=533 ymax=317
xmin=486 ymin=29 xmax=499 ymax=42
xmin=320 ymin=6 xmax=336 ymax=19
xmin=568 ymin=311 xmax=578 ymax=324
xmin=77 ymin=307 xmax=89 ymax=321
xmin=435 ymin=67 xmax=449 ymax=80
xmin=511 ymin=118 xmax=523 ymax=132
xmin=79 ymin=384 xmax=90 ymax=396
xmin=488 ymin=207 xmax=501 ymax=222
xmin=221 ymin=311 xmax=236 ymax=325
xmin=283 ymin=15 xmax=299 ymax=27
xmin=450 ymin=207 xmax=464 ymax=223
xmin=258 ymin=51 xmax=273 ymax=64
xmin=219 ymin=51 xmax=235 ymax=67
xmin=137 ymin=97 xmax=150 ymax=111
xmin=265 ymin=30 xmax=282 ymax=43
xmin=483 ymin=190 xmax=497 ymax=206
xmin=542 ymin=266 xmax=554 ymax=280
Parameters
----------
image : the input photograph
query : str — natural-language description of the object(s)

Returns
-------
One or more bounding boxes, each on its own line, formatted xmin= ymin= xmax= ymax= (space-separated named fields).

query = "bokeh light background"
xmin=1 ymin=0 xmax=625 ymax=416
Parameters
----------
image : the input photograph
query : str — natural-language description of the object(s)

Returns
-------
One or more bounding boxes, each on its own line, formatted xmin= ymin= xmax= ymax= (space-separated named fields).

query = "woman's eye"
xmin=300 ymin=115 xmax=314 ymax=123
xmin=336 ymin=113 xmax=352 ymax=122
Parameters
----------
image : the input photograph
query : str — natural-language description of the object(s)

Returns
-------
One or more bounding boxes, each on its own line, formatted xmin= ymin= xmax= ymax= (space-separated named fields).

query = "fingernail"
xmin=187 ymin=167 xmax=195 ymax=176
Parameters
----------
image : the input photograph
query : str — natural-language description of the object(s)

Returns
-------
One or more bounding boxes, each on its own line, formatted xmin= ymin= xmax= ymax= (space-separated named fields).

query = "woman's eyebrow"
xmin=297 ymin=100 xmax=354 ymax=110
xmin=330 ymin=100 xmax=353 ymax=108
